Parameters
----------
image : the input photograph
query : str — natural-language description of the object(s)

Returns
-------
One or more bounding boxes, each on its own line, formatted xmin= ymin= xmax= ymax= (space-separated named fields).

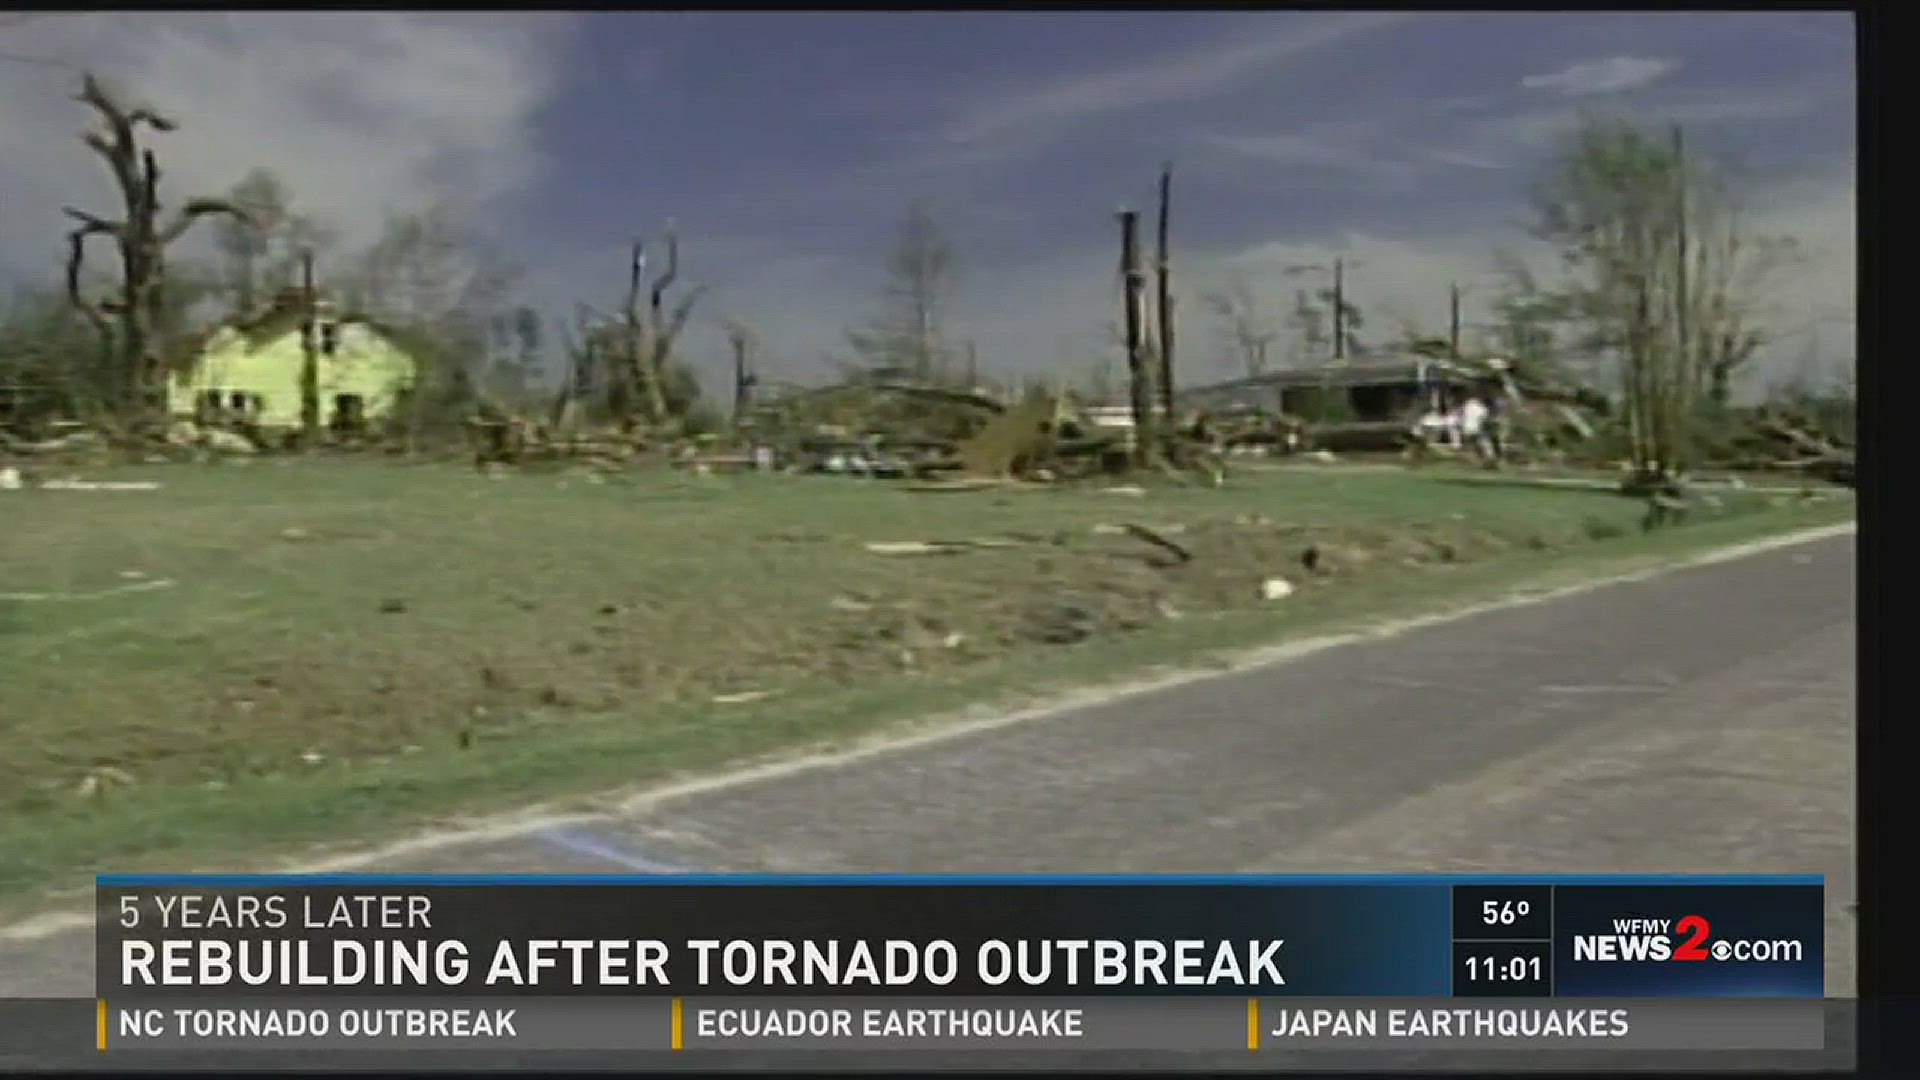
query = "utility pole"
xmin=1154 ymin=163 xmax=1177 ymax=457
xmin=1332 ymin=257 xmax=1347 ymax=361
xmin=1118 ymin=208 xmax=1152 ymax=467
xmin=1449 ymin=281 xmax=1462 ymax=361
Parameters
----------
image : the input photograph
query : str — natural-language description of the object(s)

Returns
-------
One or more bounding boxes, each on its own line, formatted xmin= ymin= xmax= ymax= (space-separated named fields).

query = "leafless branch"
xmin=160 ymin=196 xmax=249 ymax=244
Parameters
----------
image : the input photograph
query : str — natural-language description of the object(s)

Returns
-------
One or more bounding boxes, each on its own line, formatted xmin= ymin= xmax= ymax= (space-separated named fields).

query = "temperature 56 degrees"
xmin=1482 ymin=900 xmax=1532 ymax=926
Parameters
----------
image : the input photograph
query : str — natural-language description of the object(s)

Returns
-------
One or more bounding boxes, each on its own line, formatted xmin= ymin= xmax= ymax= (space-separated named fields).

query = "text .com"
xmin=1570 ymin=916 xmax=1806 ymax=962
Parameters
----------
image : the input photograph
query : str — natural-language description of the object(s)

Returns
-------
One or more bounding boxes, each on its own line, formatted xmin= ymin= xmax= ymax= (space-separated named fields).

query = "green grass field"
xmin=0 ymin=457 xmax=1853 ymax=910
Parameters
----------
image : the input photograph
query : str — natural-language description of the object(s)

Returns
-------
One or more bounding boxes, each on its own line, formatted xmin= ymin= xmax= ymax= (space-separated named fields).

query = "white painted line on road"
xmin=0 ymin=520 xmax=1854 ymax=943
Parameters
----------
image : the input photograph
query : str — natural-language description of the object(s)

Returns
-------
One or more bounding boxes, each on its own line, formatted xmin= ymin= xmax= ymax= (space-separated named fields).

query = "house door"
xmin=330 ymin=394 xmax=367 ymax=435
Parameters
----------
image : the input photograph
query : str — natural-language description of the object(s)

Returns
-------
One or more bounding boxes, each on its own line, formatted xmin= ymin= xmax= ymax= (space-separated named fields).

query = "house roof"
xmin=1176 ymin=355 xmax=1494 ymax=407
xmin=168 ymin=288 xmax=425 ymax=375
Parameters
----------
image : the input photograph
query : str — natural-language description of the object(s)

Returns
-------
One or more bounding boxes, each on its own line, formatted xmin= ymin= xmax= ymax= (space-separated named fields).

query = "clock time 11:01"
xmin=1464 ymin=954 xmax=1542 ymax=982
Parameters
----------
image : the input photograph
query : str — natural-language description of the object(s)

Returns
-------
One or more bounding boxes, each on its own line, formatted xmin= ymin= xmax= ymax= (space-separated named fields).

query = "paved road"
xmin=0 ymin=531 xmax=1857 ymax=1066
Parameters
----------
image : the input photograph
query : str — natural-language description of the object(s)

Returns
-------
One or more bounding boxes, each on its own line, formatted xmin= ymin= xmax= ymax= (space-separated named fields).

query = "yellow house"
xmin=167 ymin=289 xmax=422 ymax=434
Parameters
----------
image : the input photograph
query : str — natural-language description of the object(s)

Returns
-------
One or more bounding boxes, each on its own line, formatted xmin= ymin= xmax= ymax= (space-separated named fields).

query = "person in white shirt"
xmin=1459 ymin=395 xmax=1492 ymax=460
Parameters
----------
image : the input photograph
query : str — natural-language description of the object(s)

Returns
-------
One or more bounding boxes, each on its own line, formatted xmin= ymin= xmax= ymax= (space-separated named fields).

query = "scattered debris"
xmin=864 ymin=540 xmax=966 ymax=557
xmin=1261 ymin=577 xmax=1296 ymax=601
xmin=40 ymin=477 xmax=162 ymax=491
xmin=712 ymin=690 xmax=777 ymax=705
xmin=863 ymin=537 xmax=1032 ymax=556
xmin=75 ymin=766 xmax=136 ymax=799
xmin=1 ymin=578 xmax=177 ymax=602
xmin=1119 ymin=523 xmax=1193 ymax=565
xmin=903 ymin=478 xmax=1029 ymax=493
xmin=1022 ymin=600 xmax=1098 ymax=645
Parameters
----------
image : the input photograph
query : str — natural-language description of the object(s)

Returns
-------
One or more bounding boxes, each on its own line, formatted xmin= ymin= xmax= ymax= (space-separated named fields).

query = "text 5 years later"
xmin=116 ymin=894 xmax=435 ymax=931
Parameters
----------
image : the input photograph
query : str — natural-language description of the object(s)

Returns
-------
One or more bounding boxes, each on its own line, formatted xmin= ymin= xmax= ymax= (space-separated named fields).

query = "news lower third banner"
xmin=83 ymin=873 xmax=1825 ymax=1060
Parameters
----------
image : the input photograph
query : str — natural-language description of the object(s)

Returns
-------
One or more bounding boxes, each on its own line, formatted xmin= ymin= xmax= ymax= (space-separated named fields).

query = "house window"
xmin=228 ymin=391 xmax=249 ymax=412
xmin=1350 ymin=385 xmax=1417 ymax=421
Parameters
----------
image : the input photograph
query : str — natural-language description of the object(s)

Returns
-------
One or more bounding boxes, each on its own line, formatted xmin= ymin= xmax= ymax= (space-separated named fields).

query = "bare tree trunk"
xmin=614 ymin=241 xmax=645 ymax=428
xmin=1448 ymin=282 xmax=1462 ymax=360
xmin=64 ymin=74 xmax=249 ymax=424
xmin=1118 ymin=209 xmax=1152 ymax=468
xmin=298 ymin=250 xmax=320 ymax=439
xmin=726 ymin=319 xmax=756 ymax=426
xmin=643 ymin=225 xmax=678 ymax=425
xmin=1154 ymin=162 xmax=1177 ymax=459
xmin=1669 ymin=124 xmax=1693 ymax=475
xmin=1332 ymin=258 xmax=1347 ymax=361
xmin=640 ymin=222 xmax=707 ymax=428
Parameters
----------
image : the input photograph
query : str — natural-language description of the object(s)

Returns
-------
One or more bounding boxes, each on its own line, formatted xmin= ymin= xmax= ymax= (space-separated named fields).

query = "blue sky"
xmin=0 ymin=11 xmax=1857 ymax=394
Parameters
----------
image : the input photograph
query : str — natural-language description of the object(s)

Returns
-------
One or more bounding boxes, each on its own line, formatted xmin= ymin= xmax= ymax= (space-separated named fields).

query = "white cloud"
xmin=1417 ymin=83 xmax=1851 ymax=173
xmin=932 ymin=13 xmax=1417 ymax=161
xmin=1521 ymin=56 xmax=1679 ymax=96
xmin=0 ymin=13 xmax=573 ymax=284
xmin=1420 ymin=148 xmax=1506 ymax=171
xmin=1198 ymin=130 xmax=1382 ymax=171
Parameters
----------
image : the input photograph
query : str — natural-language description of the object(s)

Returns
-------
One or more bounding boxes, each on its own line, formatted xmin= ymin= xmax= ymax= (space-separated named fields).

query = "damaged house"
xmin=166 ymin=288 xmax=422 ymax=436
xmin=1178 ymin=356 xmax=1503 ymax=452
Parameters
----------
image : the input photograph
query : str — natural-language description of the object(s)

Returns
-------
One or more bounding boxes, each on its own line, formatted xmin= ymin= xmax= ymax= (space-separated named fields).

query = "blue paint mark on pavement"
xmin=532 ymin=827 xmax=691 ymax=874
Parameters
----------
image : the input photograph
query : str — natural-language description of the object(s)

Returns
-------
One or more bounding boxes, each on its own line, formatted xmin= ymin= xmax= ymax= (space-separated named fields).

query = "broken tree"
xmin=1117 ymin=208 xmax=1153 ymax=468
xmin=1154 ymin=162 xmax=1178 ymax=461
xmin=723 ymin=316 xmax=760 ymax=427
xmin=297 ymin=250 xmax=319 ymax=437
xmin=63 ymin=73 xmax=251 ymax=419
xmin=614 ymin=224 xmax=706 ymax=430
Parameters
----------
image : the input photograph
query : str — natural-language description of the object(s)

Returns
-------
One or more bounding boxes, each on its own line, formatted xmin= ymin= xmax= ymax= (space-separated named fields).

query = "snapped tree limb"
xmin=160 ymin=196 xmax=251 ymax=244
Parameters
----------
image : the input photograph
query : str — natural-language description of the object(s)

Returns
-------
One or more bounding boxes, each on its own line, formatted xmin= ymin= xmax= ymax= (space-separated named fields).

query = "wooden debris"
xmin=1119 ymin=522 xmax=1192 ymax=565
xmin=863 ymin=537 xmax=1033 ymax=556
xmin=712 ymin=690 xmax=777 ymax=705
xmin=40 ymin=477 xmax=162 ymax=491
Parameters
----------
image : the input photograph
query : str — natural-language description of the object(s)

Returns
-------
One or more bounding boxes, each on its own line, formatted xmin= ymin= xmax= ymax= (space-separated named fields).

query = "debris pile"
xmin=1700 ymin=407 xmax=1855 ymax=486
xmin=725 ymin=375 xmax=1155 ymax=483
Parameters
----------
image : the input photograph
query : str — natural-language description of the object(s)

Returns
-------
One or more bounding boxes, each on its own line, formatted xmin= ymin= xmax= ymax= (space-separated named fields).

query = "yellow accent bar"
xmin=1247 ymin=998 xmax=1259 ymax=1051
xmin=671 ymin=998 xmax=684 ymax=1050
xmin=97 ymin=999 xmax=107 ymax=1051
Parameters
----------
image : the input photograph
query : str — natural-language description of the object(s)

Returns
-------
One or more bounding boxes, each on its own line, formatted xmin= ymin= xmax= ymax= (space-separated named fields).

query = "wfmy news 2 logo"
xmin=1571 ymin=914 xmax=1807 ymax=964
xmin=1554 ymin=880 xmax=1823 ymax=997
